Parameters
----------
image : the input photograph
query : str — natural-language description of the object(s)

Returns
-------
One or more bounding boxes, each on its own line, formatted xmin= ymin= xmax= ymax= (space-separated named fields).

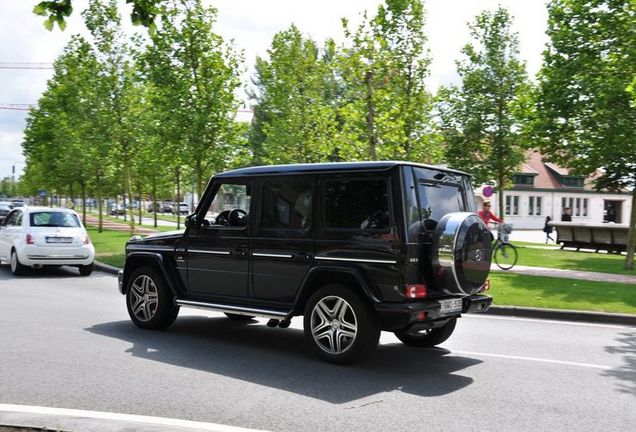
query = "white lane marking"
xmin=450 ymin=350 xmax=612 ymax=370
xmin=464 ymin=314 xmax=632 ymax=329
xmin=0 ymin=404 xmax=269 ymax=432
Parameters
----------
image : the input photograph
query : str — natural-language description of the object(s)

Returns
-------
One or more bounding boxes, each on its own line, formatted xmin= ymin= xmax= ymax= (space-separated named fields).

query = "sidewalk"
xmin=491 ymin=264 xmax=636 ymax=284
xmin=84 ymin=214 xmax=159 ymax=235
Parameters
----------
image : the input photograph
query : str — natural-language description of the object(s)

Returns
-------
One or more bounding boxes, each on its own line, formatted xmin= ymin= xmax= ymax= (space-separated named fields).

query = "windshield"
xmin=403 ymin=166 xmax=470 ymax=241
xmin=30 ymin=211 xmax=81 ymax=228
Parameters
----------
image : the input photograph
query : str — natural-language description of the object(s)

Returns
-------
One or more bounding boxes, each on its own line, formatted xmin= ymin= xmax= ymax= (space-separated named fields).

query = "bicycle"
xmin=492 ymin=223 xmax=518 ymax=270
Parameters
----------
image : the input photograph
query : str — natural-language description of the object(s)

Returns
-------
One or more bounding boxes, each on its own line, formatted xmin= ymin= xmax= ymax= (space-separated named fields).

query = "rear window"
xmin=323 ymin=179 xmax=390 ymax=230
xmin=30 ymin=212 xmax=81 ymax=228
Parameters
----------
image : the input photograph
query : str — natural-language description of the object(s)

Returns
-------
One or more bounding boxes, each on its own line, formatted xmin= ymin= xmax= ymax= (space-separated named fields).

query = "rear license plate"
xmin=439 ymin=298 xmax=463 ymax=314
xmin=46 ymin=237 xmax=73 ymax=244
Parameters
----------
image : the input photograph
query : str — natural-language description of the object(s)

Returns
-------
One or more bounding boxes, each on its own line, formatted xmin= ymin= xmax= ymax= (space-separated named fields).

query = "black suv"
xmin=118 ymin=162 xmax=493 ymax=364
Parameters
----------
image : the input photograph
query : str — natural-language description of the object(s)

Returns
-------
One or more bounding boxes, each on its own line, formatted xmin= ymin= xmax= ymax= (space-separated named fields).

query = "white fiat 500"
xmin=0 ymin=207 xmax=95 ymax=276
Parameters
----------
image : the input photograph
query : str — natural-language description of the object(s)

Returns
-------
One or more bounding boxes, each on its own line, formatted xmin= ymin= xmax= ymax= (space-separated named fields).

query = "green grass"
xmin=86 ymin=227 xmax=130 ymax=268
xmin=511 ymin=244 xmax=634 ymax=275
xmin=85 ymin=211 xmax=180 ymax=232
xmin=489 ymin=272 xmax=636 ymax=314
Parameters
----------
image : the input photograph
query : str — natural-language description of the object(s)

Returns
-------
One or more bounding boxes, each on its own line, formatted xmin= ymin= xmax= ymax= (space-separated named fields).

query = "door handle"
xmin=295 ymin=251 xmax=312 ymax=260
xmin=234 ymin=248 xmax=248 ymax=257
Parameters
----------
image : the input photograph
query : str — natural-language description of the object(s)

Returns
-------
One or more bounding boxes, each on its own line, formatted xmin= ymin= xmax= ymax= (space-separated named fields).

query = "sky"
xmin=0 ymin=0 xmax=549 ymax=179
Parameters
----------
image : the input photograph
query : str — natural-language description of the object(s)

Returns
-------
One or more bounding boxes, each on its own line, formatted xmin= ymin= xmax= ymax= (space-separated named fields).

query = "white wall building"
xmin=475 ymin=151 xmax=632 ymax=229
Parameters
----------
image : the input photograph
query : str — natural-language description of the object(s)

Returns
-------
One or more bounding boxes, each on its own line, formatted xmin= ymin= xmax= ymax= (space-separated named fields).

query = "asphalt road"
xmin=0 ymin=267 xmax=634 ymax=432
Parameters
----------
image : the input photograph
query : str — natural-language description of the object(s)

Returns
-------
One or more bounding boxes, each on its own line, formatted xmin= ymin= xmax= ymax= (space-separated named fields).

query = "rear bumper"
xmin=374 ymin=294 xmax=492 ymax=331
xmin=20 ymin=245 xmax=95 ymax=267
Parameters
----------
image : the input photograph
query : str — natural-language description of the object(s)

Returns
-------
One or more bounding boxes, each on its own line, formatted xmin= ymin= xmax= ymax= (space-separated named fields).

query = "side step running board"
xmin=176 ymin=299 xmax=290 ymax=320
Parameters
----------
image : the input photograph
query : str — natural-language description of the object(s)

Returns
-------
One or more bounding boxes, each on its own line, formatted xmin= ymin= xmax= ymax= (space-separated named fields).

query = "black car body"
xmin=118 ymin=162 xmax=493 ymax=363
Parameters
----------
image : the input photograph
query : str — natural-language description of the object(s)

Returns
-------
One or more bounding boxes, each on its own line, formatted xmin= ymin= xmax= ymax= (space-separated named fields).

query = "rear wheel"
xmin=304 ymin=284 xmax=380 ymax=364
xmin=394 ymin=317 xmax=457 ymax=347
xmin=10 ymin=250 xmax=27 ymax=276
xmin=494 ymin=242 xmax=518 ymax=270
xmin=126 ymin=266 xmax=179 ymax=329
xmin=78 ymin=263 xmax=94 ymax=276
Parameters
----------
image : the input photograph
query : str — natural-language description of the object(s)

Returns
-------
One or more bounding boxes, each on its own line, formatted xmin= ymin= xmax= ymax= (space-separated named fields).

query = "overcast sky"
xmin=0 ymin=0 xmax=549 ymax=179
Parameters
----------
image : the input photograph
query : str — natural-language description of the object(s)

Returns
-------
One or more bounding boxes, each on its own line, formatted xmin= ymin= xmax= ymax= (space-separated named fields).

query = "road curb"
xmin=92 ymin=262 xmax=635 ymax=326
xmin=94 ymin=260 xmax=121 ymax=275
xmin=486 ymin=305 xmax=636 ymax=326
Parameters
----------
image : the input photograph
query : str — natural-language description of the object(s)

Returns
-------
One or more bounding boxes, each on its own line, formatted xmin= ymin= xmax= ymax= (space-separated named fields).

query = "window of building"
xmin=529 ymin=196 xmax=534 ymax=215
xmin=260 ymin=179 xmax=313 ymax=230
xmin=536 ymin=197 xmax=543 ymax=216
xmin=528 ymin=196 xmax=543 ymax=216
xmin=583 ymin=198 xmax=588 ymax=217
xmin=505 ymin=195 xmax=519 ymax=216
xmin=562 ymin=197 xmax=574 ymax=212
xmin=323 ymin=179 xmax=390 ymax=230
xmin=561 ymin=177 xmax=584 ymax=188
xmin=513 ymin=175 xmax=535 ymax=186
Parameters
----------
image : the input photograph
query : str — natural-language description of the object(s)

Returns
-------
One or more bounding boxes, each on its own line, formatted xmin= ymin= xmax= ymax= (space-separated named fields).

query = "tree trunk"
xmin=80 ymin=180 xmax=86 ymax=226
xmin=138 ymin=183 xmax=142 ymax=227
xmin=153 ymin=176 xmax=157 ymax=228
xmin=96 ymin=170 xmax=103 ymax=233
xmin=176 ymin=167 xmax=181 ymax=230
xmin=365 ymin=70 xmax=378 ymax=160
xmin=498 ymin=174 xmax=505 ymax=222
xmin=625 ymin=188 xmax=636 ymax=270
xmin=123 ymin=157 xmax=135 ymax=232
xmin=196 ymin=159 xmax=203 ymax=204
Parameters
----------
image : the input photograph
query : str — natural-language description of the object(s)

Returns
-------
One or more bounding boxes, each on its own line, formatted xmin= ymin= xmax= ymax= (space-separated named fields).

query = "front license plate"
xmin=46 ymin=237 xmax=73 ymax=244
xmin=439 ymin=298 xmax=463 ymax=314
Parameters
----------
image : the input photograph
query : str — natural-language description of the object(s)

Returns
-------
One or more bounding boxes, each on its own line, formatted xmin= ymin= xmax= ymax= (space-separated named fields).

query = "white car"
xmin=0 ymin=207 xmax=95 ymax=276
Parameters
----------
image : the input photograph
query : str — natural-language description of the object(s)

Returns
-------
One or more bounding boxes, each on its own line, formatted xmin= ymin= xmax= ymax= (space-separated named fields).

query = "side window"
xmin=260 ymin=178 xmax=312 ymax=230
xmin=323 ymin=179 xmax=390 ymax=230
xmin=4 ymin=211 xmax=19 ymax=226
xmin=203 ymin=183 xmax=251 ymax=228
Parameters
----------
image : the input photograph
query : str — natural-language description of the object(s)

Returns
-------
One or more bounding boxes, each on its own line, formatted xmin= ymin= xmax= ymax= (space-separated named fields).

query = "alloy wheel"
xmin=129 ymin=275 xmax=159 ymax=322
xmin=310 ymin=296 xmax=358 ymax=354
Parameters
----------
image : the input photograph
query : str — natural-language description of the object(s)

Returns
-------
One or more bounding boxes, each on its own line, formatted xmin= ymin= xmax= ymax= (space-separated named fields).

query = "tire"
xmin=494 ymin=242 xmax=518 ymax=270
xmin=10 ymin=249 xmax=28 ymax=276
xmin=224 ymin=313 xmax=255 ymax=321
xmin=303 ymin=284 xmax=380 ymax=365
xmin=394 ymin=317 xmax=457 ymax=348
xmin=126 ymin=266 xmax=179 ymax=330
xmin=78 ymin=263 xmax=94 ymax=276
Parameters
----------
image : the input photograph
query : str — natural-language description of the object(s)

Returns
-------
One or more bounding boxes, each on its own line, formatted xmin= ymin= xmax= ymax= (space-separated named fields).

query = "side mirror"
xmin=185 ymin=213 xmax=197 ymax=229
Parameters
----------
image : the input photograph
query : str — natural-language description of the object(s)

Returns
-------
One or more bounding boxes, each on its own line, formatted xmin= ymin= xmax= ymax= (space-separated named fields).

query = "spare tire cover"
xmin=431 ymin=212 xmax=492 ymax=296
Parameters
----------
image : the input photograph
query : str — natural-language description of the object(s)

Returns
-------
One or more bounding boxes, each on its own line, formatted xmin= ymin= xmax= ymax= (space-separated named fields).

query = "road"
xmin=0 ymin=267 xmax=634 ymax=432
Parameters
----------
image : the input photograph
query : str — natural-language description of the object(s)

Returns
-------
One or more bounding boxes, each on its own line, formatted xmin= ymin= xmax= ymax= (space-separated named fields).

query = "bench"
xmin=550 ymin=222 xmax=629 ymax=254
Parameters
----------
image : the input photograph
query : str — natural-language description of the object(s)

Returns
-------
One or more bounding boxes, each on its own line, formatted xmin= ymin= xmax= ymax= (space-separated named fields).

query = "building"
xmin=475 ymin=151 xmax=632 ymax=229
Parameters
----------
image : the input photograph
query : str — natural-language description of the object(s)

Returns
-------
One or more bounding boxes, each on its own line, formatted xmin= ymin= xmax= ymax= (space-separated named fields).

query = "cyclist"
xmin=478 ymin=201 xmax=502 ymax=226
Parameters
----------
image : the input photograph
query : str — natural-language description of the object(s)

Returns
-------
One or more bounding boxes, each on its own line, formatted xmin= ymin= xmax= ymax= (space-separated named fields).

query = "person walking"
xmin=543 ymin=216 xmax=554 ymax=243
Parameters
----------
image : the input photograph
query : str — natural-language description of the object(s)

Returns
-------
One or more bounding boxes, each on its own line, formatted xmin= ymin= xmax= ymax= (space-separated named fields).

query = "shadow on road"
xmin=604 ymin=331 xmax=636 ymax=396
xmin=86 ymin=316 xmax=482 ymax=404
xmin=0 ymin=265 xmax=112 ymax=280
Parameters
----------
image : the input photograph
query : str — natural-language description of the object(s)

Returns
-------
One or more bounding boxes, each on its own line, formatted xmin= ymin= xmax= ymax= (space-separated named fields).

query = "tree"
xmin=34 ymin=0 xmax=164 ymax=30
xmin=532 ymin=0 xmax=636 ymax=269
xmin=338 ymin=0 xmax=440 ymax=162
xmin=437 ymin=6 xmax=529 ymax=218
xmin=248 ymin=25 xmax=340 ymax=164
xmin=142 ymin=0 xmax=243 ymax=197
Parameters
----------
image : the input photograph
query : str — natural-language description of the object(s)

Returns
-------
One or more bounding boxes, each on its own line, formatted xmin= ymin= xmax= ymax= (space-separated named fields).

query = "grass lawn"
xmin=513 ymin=244 xmax=634 ymax=275
xmin=86 ymin=227 xmax=130 ymax=268
xmin=85 ymin=211 xmax=179 ymax=232
xmin=489 ymin=272 xmax=636 ymax=314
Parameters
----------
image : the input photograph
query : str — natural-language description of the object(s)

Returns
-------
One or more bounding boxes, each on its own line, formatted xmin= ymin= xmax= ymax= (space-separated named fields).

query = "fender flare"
xmin=292 ymin=265 xmax=381 ymax=314
xmin=122 ymin=252 xmax=180 ymax=297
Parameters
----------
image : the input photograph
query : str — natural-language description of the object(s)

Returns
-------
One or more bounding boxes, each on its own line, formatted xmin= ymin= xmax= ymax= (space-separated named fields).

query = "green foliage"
xmin=532 ymin=0 xmax=636 ymax=269
xmin=437 ymin=6 xmax=530 ymax=216
xmin=142 ymin=0 xmax=243 ymax=195
xmin=338 ymin=0 xmax=440 ymax=162
xmin=249 ymin=25 xmax=340 ymax=164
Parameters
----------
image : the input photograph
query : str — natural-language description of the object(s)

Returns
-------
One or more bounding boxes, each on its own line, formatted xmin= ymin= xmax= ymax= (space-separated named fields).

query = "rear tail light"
xmin=405 ymin=284 xmax=427 ymax=299
xmin=26 ymin=234 xmax=34 ymax=245
xmin=479 ymin=279 xmax=490 ymax=292
xmin=83 ymin=233 xmax=91 ymax=245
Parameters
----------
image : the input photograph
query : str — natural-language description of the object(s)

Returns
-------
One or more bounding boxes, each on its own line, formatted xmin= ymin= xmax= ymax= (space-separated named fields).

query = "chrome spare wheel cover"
xmin=311 ymin=296 xmax=358 ymax=354
xmin=129 ymin=275 xmax=159 ymax=322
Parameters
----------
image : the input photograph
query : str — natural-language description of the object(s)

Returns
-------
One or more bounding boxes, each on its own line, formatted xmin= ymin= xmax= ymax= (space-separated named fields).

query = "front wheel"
xmin=126 ymin=266 xmax=179 ymax=329
xmin=494 ymin=242 xmax=518 ymax=270
xmin=394 ymin=317 xmax=457 ymax=347
xmin=78 ymin=263 xmax=94 ymax=276
xmin=304 ymin=284 xmax=380 ymax=365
